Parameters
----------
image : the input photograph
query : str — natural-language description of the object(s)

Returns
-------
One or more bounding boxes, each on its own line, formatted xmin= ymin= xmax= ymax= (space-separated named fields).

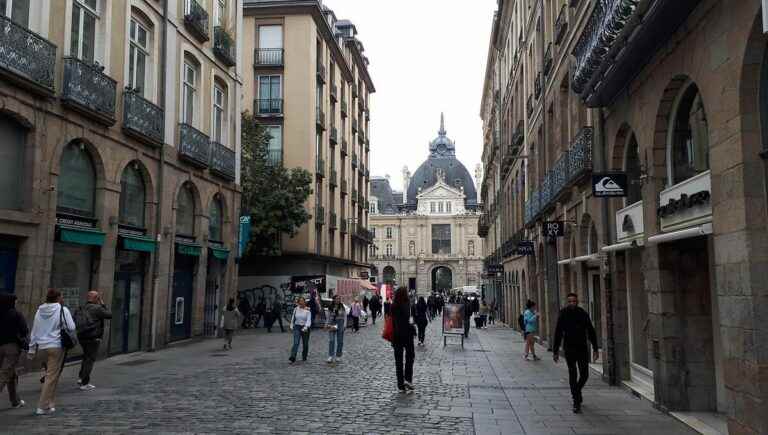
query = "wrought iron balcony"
xmin=572 ymin=0 xmax=697 ymax=107
xmin=511 ymin=120 xmax=524 ymax=148
xmin=62 ymin=57 xmax=117 ymax=125
xmin=568 ymin=126 xmax=593 ymax=181
xmin=329 ymin=169 xmax=338 ymax=187
xmin=183 ymin=0 xmax=209 ymax=42
xmin=255 ymin=98 xmax=283 ymax=115
xmin=178 ymin=123 xmax=211 ymax=168
xmin=341 ymin=139 xmax=348 ymax=156
xmin=330 ymin=85 xmax=338 ymax=102
xmin=550 ymin=151 xmax=570 ymax=199
xmin=340 ymin=218 xmax=348 ymax=233
xmin=365 ymin=108 xmax=370 ymax=121
xmin=359 ymin=162 xmax=365 ymax=176
xmin=356 ymin=227 xmax=374 ymax=244
xmin=340 ymin=99 xmax=348 ymax=117
xmin=540 ymin=173 xmax=554 ymax=212
xmin=359 ymin=130 xmax=366 ymax=144
xmin=365 ymin=139 xmax=370 ymax=153
xmin=365 ymin=169 xmax=370 ymax=178
xmin=0 ymin=14 xmax=57 ymax=95
xmin=315 ymin=205 xmax=325 ymax=225
xmin=210 ymin=141 xmax=236 ymax=181
xmin=555 ymin=4 xmax=568 ymax=45
xmin=352 ymin=87 xmax=358 ymax=100
xmin=544 ymin=43 xmax=553 ymax=77
xmin=213 ymin=26 xmax=236 ymax=67
xmin=254 ymin=48 xmax=283 ymax=66
xmin=351 ymin=117 xmax=358 ymax=133
xmin=123 ymin=90 xmax=164 ymax=147
xmin=316 ymin=109 xmax=325 ymax=130
xmin=329 ymin=212 xmax=338 ymax=229
xmin=316 ymin=157 xmax=325 ymax=178
xmin=351 ymin=188 xmax=358 ymax=203
xmin=329 ymin=127 xmax=338 ymax=145
xmin=351 ymin=152 xmax=358 ymax=168
xmin=341 ymin=180 xmax=348 ymax=195
xmin=527 ymin=95 xmax=534 ymax=119
xmin=316 ymin=62 xmax=326 ymax=83
xmin=534 ymin=72 xmax=542 ymax=99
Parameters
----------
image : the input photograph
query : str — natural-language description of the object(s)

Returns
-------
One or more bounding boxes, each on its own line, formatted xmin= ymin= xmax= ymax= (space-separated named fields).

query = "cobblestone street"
xmin=1 ymin=320 xmax=695 ymax=434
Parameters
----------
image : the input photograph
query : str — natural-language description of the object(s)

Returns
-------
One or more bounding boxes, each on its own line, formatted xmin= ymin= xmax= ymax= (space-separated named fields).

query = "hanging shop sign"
xmin=514 ymin=241 xmax=535 ymax=256
xmin=486 ymin=264 xmax=503 ymax=274
xmin=543 ymin=221 xmax=565 ymax=238
xmin=592 ymin=173 xmax=628 ymax=197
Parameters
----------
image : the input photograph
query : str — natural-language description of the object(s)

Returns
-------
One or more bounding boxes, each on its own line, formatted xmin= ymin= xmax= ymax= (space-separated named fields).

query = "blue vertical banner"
xmin=238 ymin=215 xmax=251 ymax=259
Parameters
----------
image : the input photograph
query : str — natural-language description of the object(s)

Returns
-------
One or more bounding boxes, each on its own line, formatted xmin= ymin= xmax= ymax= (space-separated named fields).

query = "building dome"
xmin=406 ymin=114 xmax=478 ymax=208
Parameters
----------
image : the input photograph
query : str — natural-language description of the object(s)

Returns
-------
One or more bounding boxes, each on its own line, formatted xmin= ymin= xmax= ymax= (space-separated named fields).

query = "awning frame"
xmin=646 ymin=223 xmax=712 ymax=245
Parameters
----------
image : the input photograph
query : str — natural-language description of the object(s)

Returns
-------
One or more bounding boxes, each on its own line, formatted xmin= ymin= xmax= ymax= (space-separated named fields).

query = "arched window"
xmin=386 ymin=243 xmax=393 ymax=257
xmin=669 ymin=83 xmax=709 ymax=185
xmin=468 ymin=240 xmax=475 ymax=256
xmin=0 ymin=115 xmax=26 ymax=210
xmin=625 ymin=134 xmax=641 ymax=204
xmin=208 ymin=196 xmax=223 ymax=242
xmin=119 ymin=163 xmax=146 ymax=228
xmin=58 ymin=141 xmax=96 ymax=217
xmin=70 ymin=0 xmax=102 ymax=63
xmin=588 ymin=224 xmax=598 ymax=255
xmin=182 ymin=54 xmax=201 ymax=125
xmin=176 ymin=184 xmax=195 ymax=235
xmin=408 ymin=241 xmax=415 ymax=256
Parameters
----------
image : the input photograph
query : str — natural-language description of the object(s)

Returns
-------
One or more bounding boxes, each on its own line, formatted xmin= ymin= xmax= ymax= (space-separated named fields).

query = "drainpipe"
xmin=596 ymin=108 xmax=617 ymax=385
xmin=150 ymin=0 xmax=170 ymax=352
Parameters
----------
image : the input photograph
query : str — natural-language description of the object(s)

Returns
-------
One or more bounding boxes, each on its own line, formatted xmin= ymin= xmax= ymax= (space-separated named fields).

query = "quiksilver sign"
xmin=657 ymin=191 xmax=710 ymax=218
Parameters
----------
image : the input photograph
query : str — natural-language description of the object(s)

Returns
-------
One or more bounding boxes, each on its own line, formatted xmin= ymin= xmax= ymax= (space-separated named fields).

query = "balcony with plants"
xmin=213 ymin=26 xmax=236 ymax=67
xmin=0 ymin=14 xmax=57 ymax=96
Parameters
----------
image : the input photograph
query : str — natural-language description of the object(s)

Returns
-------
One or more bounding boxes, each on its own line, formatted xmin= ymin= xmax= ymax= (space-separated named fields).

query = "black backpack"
xmin=518 ymin=313 xmax=525 ymax=331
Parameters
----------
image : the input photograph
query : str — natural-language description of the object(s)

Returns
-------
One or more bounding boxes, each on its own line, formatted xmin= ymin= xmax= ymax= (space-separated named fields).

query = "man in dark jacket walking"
xmin=0 ymin=293 xmax=28 ymax=408
xmin=76 ymin=290 xmax=112 ymax=391
xmin=462 ymin=297 xmax=472 ymax=338
xmin=553 ymin=293 xmax=599 ymax=413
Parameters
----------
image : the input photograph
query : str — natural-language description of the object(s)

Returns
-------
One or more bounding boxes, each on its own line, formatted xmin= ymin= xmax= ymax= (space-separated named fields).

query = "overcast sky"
xmin=323 ymin=0 xmax=497 ymax=192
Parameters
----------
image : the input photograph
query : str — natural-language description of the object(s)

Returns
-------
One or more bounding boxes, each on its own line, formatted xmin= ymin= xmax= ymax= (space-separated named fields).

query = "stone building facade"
xmin=479 ymin=0 xmax=768 ymax=433
xmin=370 ymin=118 xmax=484 ymax=295
xmin=0 ymin=0 xmax=243 ymax=354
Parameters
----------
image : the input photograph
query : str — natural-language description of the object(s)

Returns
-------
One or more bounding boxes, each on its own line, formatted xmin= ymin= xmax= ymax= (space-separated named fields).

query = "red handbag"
xmin=382 ymin=315 xmax=394 ymax=342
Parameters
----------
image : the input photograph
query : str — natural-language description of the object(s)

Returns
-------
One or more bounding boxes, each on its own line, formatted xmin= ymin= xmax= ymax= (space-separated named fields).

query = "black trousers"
xmin=393 ymin=340 xmax=414 ymax=389
xmin=268 ymin=313 xmax=284 ymax=332
xmin=78 ymin=339 xmax=100 ymax=385
xmin=417 ymin=323 xmax=426 ymax=343
xmin=352 ymin=316 xmax=360 ymax=331
xmin=463 ymin=318 xmax=470 ymax=337
xmin=566 ymin=352 xmax=589 ymax=404
xmin=371 ymin=310 xmax=378 ymax=324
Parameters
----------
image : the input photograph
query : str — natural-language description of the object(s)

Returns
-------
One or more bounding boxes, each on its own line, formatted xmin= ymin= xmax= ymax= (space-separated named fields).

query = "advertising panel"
xmin=442 ymin=303 xmax=464 ymax=335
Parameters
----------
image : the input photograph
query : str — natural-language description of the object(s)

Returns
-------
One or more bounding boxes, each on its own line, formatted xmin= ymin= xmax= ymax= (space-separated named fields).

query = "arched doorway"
xmin=431 ymin=266 xmax=452 ymax=293
xmin=382 ymin=266 xmax=396 ymax=285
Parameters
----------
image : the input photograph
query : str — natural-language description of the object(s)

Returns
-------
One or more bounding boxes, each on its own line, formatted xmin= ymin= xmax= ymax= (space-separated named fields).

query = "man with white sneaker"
xmin=75 ymin=290 xmax=112 ymax=391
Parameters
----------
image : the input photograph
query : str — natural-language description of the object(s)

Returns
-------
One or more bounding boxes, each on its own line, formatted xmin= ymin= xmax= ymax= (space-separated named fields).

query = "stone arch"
xmin=51 ymin=137 xmax=107 ymax=188
xmin=611 ymin=122 xmax=635 ymax=172
xmin=117 ymin=159 xmax=155 ymax=229
xmin=382 ymin=265 xmax=396 ymax=285
xmin=429 ymin=264 xmax=453 ymax=293
xmin=0 ymin=108 xmax=34 ymax=130
xmin=650 ymin=75 xmax=691 ymax=187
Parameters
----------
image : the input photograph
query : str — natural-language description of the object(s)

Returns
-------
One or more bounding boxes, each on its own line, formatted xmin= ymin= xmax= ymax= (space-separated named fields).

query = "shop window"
xmin=51 ymin=241 xmax=93 ymax=308
xmin=57 ymin=141 xmax=96 ymax=217
xmin=119 ymin=163 xmax=146 ymax=228
xmin=209 ymin=196 xmax=223 ymax=242
xmin=176 ymin=184 xmax=195 ymax=236
xmin=0 ymin=115 xmax=26 ymax=210
xmin=670 ymin=83 xmax=709 ymax=185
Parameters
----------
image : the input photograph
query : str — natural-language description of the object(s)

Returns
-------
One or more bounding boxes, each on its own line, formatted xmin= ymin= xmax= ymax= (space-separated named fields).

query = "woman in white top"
xmin=289 ymin=297 xmax=312 ymax=363
xmin=28 ymin=289 xmax=76 ymax=416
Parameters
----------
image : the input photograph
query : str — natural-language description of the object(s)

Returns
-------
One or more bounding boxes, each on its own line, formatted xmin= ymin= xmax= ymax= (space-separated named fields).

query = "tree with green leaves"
xmin=240 ymin=112 xmax=313 ymax=256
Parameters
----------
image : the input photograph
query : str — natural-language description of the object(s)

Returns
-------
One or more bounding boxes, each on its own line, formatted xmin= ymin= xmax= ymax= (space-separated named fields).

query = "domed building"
xmin=368 ymin=115 xmax=484 ymax=295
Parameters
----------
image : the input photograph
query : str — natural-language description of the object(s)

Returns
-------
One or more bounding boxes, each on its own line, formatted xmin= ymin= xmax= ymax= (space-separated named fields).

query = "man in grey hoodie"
xmin=75 ymin=290 xmax=112 ymax=391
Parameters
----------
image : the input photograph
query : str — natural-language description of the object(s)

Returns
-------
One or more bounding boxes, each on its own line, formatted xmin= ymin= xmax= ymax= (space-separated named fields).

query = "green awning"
xmin=210 ymin=247 xmax=230 ymax=261
xmin=176 ymin=242 xmax=202 ymax=257
xmin=121 ymin=235 xmax=156 ymax=253
xmin=59 ymin=227 xmax=106 ymax=246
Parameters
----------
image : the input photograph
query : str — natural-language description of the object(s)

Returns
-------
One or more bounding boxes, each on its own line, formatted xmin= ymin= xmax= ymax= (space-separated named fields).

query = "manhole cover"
xmin=117 ymin=359 xmax=157 ymax=367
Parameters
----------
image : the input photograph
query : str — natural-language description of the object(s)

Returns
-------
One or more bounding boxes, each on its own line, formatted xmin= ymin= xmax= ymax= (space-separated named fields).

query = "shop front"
xmin=111 ymin=230 xmax=154 ymax=354
xmin=204 ymin=245 xmax=228 ymax=337
xmin=171 ymin=238 xmax=200 ymax=341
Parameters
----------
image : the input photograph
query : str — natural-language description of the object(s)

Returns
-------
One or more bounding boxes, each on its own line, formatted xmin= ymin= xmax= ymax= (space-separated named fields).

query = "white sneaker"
xmin=79 ymin=384 xmax=95 ymax=391
xmin=35 ymin=408 xmax=45 ymax=416
xmin=12 ymin=400 xmax=25 ymax=409
xmin=335 ymin=356 xmax=342 ymax=363
xmin=327 ymin=357 xmax=334 ymax=364
xmin=48 ymin=407 xmax=55 ymax=414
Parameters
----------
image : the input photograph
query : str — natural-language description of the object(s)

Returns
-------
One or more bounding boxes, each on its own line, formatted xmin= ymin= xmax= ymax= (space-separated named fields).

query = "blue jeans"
xmin=290 ymin=325 xmax=310 ymax=361
xmin=328 ymin=318 xmax=345 ymax=357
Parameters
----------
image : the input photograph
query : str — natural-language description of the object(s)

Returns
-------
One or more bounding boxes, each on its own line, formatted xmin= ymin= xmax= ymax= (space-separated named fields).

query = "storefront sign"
xmin=486 ymin=264 xmax=503 ymax=274
xmin=657 ymin=191 xmax=710 ymax=218
xmin=615 ymin=201 xmax=644 ymax=243
xmin=658 ymin=171 xmax=712 ymax=232
xmin=118 ymin=226 xmax=146 ymax=237
xmin=442 ymin=303 xmax=464 ymax=335
xmin=592 ymin=173 xmax=628 ymax=197
xmin=543 ymin=221 xmax=565 ymax=237
xmin=290 ymin=275 xmax=326 ymax=294
xmin=238 ymin=216 xmax=251 ymax=259
xmin=514 ymin=241 xmax=535 ymax=256
xmin=56 ymin=215 xmax=96 ymax=229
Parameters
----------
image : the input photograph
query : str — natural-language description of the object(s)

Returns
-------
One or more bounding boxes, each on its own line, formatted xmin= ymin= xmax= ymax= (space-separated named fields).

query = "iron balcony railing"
xmin=341 ymin=139 xmax=348 ymax=156
xmin=359 ymin=130 xmax=366 ymax=144
xmin=213 ymin=26 xmax=236 ymax=67
xmin=316 ymin=157 xmax=325 ymax=178
xmin=478 ymin=215 xmax=489 ymax=237
xmin=351 ymin=152 xmax=358 ymax=168
xmin=123 ymin=90 xmax=164 ymax=146
xmin=340 ymin=99 xmax=348 ymax=117
xmin=351 ymin=117 xmax=358 ymax=133
xmin=511 ymin=120 xmax=524 ymax=148
xmin=352 ymin=188 xmax=358 ymax=203
xmin=315 ymin=205 xmax=325 ymax=225
xmin=316 ymin=62 xmax=326 ymax=83
xmin=568 ymin=126 xmax=594 ymax=179
xmin=329 ymin=127 xmax=338 ymax=144
xmin=365 ymin=168 xmax=370 ymax=178
xmin=254 ymin=48 xmax=283 ymax=66
xmin=210 ymin=141 xmax=236 ymax=181
xmin=329 ymin=169 xmax=338 ymax=187
xmin=365 ymin=107 xmax=370 ymax=121
xmin=183 ymin=0 xmax=210 ymax=41
xmin=555 ymin=3 xmax=568 ymax=45
xmin=359 ymin=162 xmax=365 ymax=175
xmin=365 ymin=139 xmax=370 ymax=153
xmin=0 ymin=14 xmax=57 ymax=95
xmin=352 ymin=87 xmax=358 ymax=99
xmin=330 ymin=85 xmax=338 ymax=102
xmin=255 ymin=98 xmax=283 ymax=115
xmin=356 ymin=227 xmax=374 ymax=244
xmin=329 ymin=212 xmax=338 ymax=229
xmin=266 ymin=149 xmax=282 ymax=167
xmin=62 ymin=57 xmax=117 ymax=125
xmin=316 ymin=109 xmax=325 ymax=130
xmin=540 ymin=173 xmax=554 ymax=211
xmin=178 ymin=123 xmax=211 ymax=168
xmin=551 ymin=151 xmax=570 ymax=198
xmin=341 ymin=180 xmax=348 ymax=195
xmin=527 ymin=95 xmax=534 ymax=119
xmin=544 ymin=43 xmax=553 ymax=77
xmin=340 ymin=218 xmax=348 ymax=233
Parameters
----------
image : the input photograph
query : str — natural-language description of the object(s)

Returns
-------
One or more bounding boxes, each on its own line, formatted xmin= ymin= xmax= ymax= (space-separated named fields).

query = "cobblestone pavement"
xmin=0 ymin=318 xmax=695 ymax=435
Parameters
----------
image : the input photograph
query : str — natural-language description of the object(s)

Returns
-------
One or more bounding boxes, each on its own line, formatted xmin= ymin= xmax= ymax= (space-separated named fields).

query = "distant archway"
xmin=431 ymin=266 xmax=452 ymax=293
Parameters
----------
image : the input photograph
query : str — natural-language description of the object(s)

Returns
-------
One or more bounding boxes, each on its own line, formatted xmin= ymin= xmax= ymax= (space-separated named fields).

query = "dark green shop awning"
xmin=210 ymin=247 xmax=230 ymax=261
xmin=121 ymin=235 xmax=156 ymax=253
xmin=59 ymin=226 xmax=106 ymax=246
xmin=176 ymin=242 xmax=202 ymax=257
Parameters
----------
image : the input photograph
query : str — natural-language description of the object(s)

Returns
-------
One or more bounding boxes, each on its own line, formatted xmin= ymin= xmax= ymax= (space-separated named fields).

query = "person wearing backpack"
xmin=75 ymin=290 xmax=112 ymax=391
xmin=28 ymin=289 xmax=76 ymax=415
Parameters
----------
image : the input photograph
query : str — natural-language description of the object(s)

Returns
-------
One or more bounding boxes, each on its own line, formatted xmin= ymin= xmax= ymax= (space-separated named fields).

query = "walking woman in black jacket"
xmin=391 ymin=286 xmax=415 ymax=394
xmin=414 ymin=297 xmax=429 ymax=346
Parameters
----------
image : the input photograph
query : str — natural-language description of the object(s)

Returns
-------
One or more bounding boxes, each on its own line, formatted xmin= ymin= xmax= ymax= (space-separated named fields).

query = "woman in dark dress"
xmin=414 ymin=297 xmax=429 ymax=346
xmin=391 ymin=287 xmax=415 ymax=394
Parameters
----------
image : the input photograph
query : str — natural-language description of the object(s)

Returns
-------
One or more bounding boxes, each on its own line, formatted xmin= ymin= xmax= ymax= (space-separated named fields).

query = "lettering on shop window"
xmin=56 ymin=215 xmax=96 ymax=229
xmin=656 ymin=190 xmax=710 ymax=218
